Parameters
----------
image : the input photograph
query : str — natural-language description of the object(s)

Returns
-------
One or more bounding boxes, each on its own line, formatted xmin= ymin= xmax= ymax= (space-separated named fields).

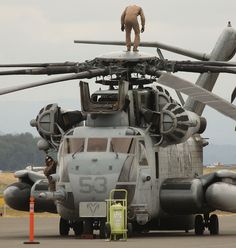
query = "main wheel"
xmin=83 ymin=220 xmax=93 ymax=235
xmin=195 ymin=215 xmax=204 ymax=235
xmin=209 ymin=214 xmax=219 ymax=235
xmin=99 ymin=221 xmax=106 ymax=239
xmin=72 ymin=221 xmax=83 ymax=236
xmin=127 ymin=223 xmax=133 ymax=237
xmin=59 ymin=217 xmax=70 ymax=236
xmin=104 ymin=222 xmax=111 ymax=239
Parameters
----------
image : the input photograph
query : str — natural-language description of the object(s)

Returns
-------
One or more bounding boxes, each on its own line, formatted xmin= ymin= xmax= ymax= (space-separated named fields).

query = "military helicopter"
xmin=3 ymin=23 xmax=236 ymax=237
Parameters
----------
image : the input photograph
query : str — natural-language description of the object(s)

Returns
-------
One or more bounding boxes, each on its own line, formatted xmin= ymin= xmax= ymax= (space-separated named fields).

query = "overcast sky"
xmin=0 ymin=0 xmax=236 ymax=146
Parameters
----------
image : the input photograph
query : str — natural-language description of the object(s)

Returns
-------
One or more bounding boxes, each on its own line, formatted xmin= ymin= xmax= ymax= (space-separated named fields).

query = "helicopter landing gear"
xmin=194 ymin=215 xmax=204 ymax=235
xmin=127 ymin=223 xmax=133 ymax=237
xmin=104 ymin=222 xmax=111 ymax=239
xmin=194 ymin=214 xmax=219 ymax=235
xmin=209 ymin=214 xmax=219 ymax=235
xmin=99 ymin=221 xmax=106 ymax=239
xmin=59 ymin=217 xmax=70 ymax=236
xmin=59 ymin=218 xmax=84 ymax=236
xmin=72 ymin=221 xmax=83 ymax=236
xmin=82 ymin=220 xmax=94 ymax=237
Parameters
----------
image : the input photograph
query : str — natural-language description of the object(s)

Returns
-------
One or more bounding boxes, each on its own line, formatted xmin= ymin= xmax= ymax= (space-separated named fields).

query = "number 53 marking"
xmin=79 ymin=176 xmax=107 ymax=193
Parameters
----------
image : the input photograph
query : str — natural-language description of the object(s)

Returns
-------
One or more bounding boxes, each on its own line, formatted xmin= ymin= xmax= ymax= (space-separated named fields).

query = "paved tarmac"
xmin=1 ymin=215 xmax=236 ymax=248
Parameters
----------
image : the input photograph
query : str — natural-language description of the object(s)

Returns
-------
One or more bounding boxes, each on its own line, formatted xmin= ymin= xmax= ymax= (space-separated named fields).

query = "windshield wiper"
xmin=110 ymin=141 xmax=115 ymax=152
xmin=72 ymin=144 xmax=84 ymax=159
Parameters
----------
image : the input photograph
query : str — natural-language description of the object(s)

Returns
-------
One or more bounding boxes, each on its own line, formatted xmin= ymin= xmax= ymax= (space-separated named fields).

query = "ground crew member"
xmin=121 ymin=5 xmax=145 ymax=52
xmin=43 ymin=155 xmax=57 ymax=191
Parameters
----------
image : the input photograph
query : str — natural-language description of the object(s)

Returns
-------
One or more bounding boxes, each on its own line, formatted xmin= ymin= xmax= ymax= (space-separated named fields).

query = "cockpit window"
xmin=110 ymin=138 xmax=134 ymax=154
xmin=64 ymin=138 xmax=85 ymax=154
xmin=87 ymin=138 xmax=108 ymax=152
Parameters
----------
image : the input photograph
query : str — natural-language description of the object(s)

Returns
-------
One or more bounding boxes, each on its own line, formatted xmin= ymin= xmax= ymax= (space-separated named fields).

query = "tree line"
xmin=0 ymin=133 xmax=45 ymax=171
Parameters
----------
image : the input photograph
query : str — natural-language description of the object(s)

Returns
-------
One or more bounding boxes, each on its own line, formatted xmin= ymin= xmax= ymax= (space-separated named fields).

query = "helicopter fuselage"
xmin=55 ymin=125 xmax=203 ymax=230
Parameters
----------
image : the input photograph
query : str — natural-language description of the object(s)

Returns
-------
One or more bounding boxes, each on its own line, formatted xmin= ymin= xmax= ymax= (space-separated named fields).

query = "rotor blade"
xmin=74 ymin=40 xmax=210 ymax=61
xmin=0 ymin=68 xmax=107 ymax=96
xmin=0 ymin=66 xmax=81 ymax=75
xmin=173 ymin=63 xmax=236 ymax=74
xmin=177 ymin=61 xmax=236 ymax=67
xmin=0 ymin=62 xmax=78 ymax=67
xmin=148 ymin=60 xmax=236 ymax=74
xmin=157 ymin=73 xmax=236 ymax=121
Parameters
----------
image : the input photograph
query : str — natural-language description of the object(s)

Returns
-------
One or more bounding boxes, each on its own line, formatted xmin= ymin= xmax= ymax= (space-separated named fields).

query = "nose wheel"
xmin=59 ymin=218 xmax=70 ymax=236
xmin=59 ymin=217 xmax=84 ymax=236
xmin=194 ymin=214 xmax=219 ymax=235
xmin=72 ymin=221 xmax=83 ymax=236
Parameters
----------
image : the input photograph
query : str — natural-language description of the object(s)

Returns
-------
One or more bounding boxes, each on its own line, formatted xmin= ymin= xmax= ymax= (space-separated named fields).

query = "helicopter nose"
xmin=68 ymin=152 xmax=128 ymax=203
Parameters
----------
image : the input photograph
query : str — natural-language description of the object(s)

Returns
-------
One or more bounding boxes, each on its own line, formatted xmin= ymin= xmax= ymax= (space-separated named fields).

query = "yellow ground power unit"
xmin=105 ymin=189 xmax=128 ymax=241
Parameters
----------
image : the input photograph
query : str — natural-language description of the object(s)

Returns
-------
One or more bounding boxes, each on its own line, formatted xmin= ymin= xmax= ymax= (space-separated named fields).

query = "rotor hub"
xmin=95 ymin=51 xmax=157 ymax=63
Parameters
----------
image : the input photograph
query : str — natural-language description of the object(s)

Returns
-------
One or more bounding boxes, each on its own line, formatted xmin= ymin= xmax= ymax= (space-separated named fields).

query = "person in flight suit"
xmin=43 ymin=155 xmax=57 ymax=191
xmin=121 ymin=5 xmax=145 ymax=52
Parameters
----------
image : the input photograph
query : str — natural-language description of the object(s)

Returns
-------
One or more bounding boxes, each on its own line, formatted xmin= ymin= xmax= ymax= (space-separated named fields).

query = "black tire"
xmin=195 ymin=215 xmax=204 ymax=235
xmin=72 ymin=221 xmax=83 ymax=236
xmin=59 ymin=217 xmax=70 ymax=236
xmin=132 ymin=222 xmax=144 ymax=236
xmin=99 ymin=221 xmax=106 ymax=239
xmin=83 ymin=220 xmax=93 ymax=235
xmin=209 ymin=214 xmax=219 ymax=235
xmin=127 ymin=223 xmax=133 ymax=237
xmin=104 ymin=222 xmax=111 ymax=239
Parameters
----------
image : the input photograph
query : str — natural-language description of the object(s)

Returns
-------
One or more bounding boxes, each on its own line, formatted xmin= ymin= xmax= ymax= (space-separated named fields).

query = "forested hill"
xmin=0 ymin=133 xmax=45 ymax=171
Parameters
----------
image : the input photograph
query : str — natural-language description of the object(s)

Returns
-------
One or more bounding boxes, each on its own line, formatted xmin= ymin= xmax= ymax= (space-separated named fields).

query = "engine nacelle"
xmin=154 ymin=85 xmax=174 ymax=111
xmin=30 ymin=103 xmax=85 ymax=150
xmin=160 ymin=103 xmax=206 ymax=145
